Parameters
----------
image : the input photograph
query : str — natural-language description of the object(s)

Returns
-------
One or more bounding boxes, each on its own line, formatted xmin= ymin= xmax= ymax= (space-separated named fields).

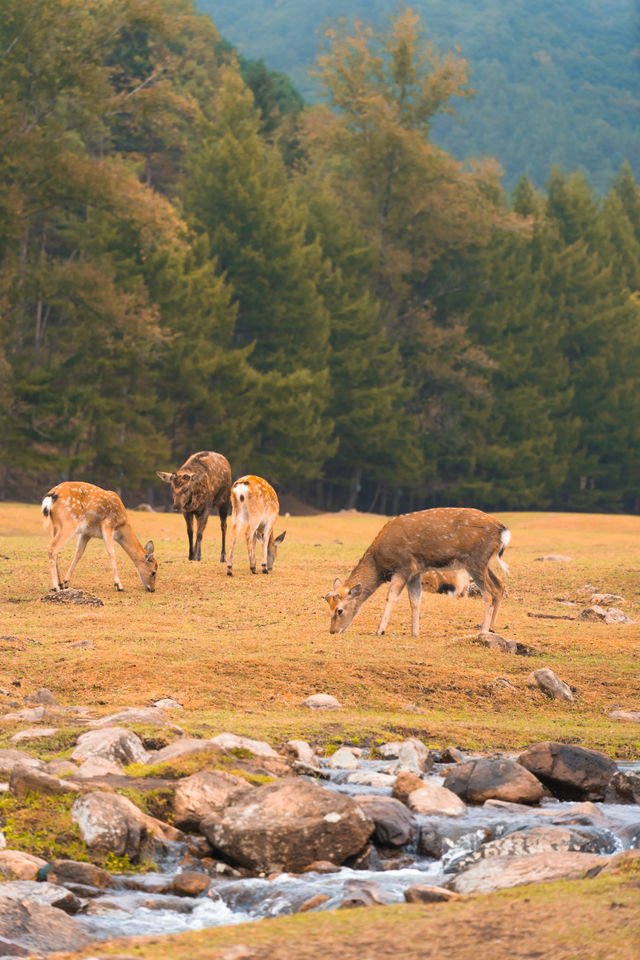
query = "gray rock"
xmin=527 ymin=667 xmax=574 ymax=702
xmin=604 ymin=770 xmax=640 ymax=804
xmin=24 ymin=688 xmax=59 ymax=706
xmin=9 ymin=764 xmax=80 ymax=799
xmin=608 ymin=709 xmax=640 ymax=723
xmin=0 ymin=880 xmax=80 ymax=914
xmin=450 ymin=851 xmax=605 ymax=895
xmin=0 ymin=898 xmax=92 ymax=953
xmin=0 ymin=749 xmax=45 ymax=777
xmin=173 ymin=770 xmax=253 ymax=828
xmin=407 ymin=782 xmax=467 ymax=817
xmin=71 ymin=727 xmax=150 ymax=767
xmin=88 ymin=707 xmax=171 ymax=729
xmin=72 ymin=791 xmax=183 ymax=859
xmin=300 ymin=694 xmax=342 ymax=710
xmin=0 ymin=850 xmax=47 ymax=880
xmin=444 ymin=757 xmax=545 ymax=805
xmin=535 ymin=555 xmax=573 ymax=563
xmin=327 ymin=747 xmax=360 ymax=770
xmin=353 ymin=795 xmax=416 ymax=846
xmin=576 ymin=605 xmax=634 ymax=624
xmin=404 ymin=885 xmax=462 ymax=903
xmin=9 ymin=727 xmax=58 ymax=742
xmin=518 ymin=741 xmax=618 ymax=801
xmin=153 ymin=698 xmax=183 ymax=710
xmin=210 ymin=733 xmax=280 ymax=758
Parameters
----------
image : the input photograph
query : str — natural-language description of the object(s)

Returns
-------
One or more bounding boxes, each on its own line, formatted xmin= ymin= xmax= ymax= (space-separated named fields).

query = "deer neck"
xmin=115 ymin=524 xmax=145 ymax=568
xmin=346 ymin=550 xmax=381 ymax=602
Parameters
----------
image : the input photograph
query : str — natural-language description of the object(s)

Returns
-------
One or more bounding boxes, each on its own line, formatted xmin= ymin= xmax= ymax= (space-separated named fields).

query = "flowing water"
xmin=78 ymin=756 xmax=640 ymax=941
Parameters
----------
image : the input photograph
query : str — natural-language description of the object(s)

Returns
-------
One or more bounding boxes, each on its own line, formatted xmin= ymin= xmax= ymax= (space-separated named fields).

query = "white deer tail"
xmin=496 ymin=527 xmax=511 ymax=574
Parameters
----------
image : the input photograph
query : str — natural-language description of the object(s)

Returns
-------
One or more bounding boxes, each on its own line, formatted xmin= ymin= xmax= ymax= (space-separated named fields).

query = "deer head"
xmin=323 ymin=577 xmax=363 ymax=633
xmin=137 ymin=540 xmax=158 ymax=592
xmin=157 ymin=469 xmax=196 ymax=512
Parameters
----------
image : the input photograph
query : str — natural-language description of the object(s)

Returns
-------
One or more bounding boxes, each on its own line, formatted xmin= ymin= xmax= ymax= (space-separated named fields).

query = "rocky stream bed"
xmin=0 ymin=700 xmax=639 ymax=956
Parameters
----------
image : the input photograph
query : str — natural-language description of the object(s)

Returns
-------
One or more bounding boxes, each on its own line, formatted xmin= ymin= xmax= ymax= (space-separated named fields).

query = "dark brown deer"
xmin=156 ymin=451 xmax=232 ymax=562
xmin=324 ymin=507 xmax=510 ymax=637
xmin=42 ymin=482 xmax=157 ymax=592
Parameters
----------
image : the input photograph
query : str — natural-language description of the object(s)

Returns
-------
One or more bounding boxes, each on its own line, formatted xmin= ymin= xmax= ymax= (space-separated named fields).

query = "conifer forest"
xmin=1 ymin=0 xmax=639 ymax=513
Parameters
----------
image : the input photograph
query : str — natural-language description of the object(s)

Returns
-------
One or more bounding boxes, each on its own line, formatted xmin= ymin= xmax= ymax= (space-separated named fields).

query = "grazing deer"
xmin=226 ymin=475 xmax=286 ymax=576
xmin=422 ymin=564 xmax=471 ymax=598
xmin=41 ymin=482 xmax=157 ymax=592
xmin=156 ymin=451 xmax=232 ymax=562
xmin=324 ymin=507 xmax=510 ymax=637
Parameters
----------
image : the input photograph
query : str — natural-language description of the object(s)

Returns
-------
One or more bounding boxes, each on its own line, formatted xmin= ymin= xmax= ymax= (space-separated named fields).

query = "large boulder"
xmin=71 ymin=727 xmax=149 ymax=768
xmin=71 ymin=791 xmax=183 ymax=859
xmin=353 ymin=795 xmax=416 ymax=847
xmin=518 ymin=742 xmax=617 ymax=801
xmin=327 ymin=747 xmax=360 ymax=770
xmin=456 ymin=825 xmax=615 ymax=871
xmin=443 ymin=757 xmax=545 ymax=805
xmin=9 ymin=764 xmax=80 ymax=799
xmin=0 ymin=749 xmax=45 ymax=777
xmin=0 ymin=850 xmax=47 ymax=880
xmin=407 ymin=783 xmax=467 ymax=818
xmin=604 ymin=770 xmax=640 ymax=804
xmin=386 ymin=739 xmax=432 ymax=776
xmin=46 ymin=859 xmax=117 ymax=893
xmin=172 ymin=770 xmax=253 ymax=828
xmin=0 ymin=898 xmax=92 ymax=954
xmin=450 ymin=851 xmax=605 ymax=895
xmin=202 ymin=779 xmax=374 ymax=873
xmin=0 ymin=880 xmax=80 ymax=914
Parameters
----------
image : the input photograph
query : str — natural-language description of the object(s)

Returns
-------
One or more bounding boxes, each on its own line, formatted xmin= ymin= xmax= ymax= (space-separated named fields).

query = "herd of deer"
xmin=41 ymin=450 xmax=511 ymax=637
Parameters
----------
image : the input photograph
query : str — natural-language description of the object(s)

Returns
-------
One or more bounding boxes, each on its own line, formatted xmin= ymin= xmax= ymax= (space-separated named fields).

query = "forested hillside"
xmin=200 ymin=0 xmax=639 ymax=193
xmin=1 ymin=1 xmax=639 ymax=513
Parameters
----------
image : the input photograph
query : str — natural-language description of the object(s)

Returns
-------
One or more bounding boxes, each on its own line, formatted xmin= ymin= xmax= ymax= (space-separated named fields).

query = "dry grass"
xmin=0 ymin=504 xmax=638 ymax=755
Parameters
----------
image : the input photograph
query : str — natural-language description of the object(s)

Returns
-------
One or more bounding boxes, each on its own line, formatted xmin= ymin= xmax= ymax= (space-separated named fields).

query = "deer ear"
xmin=348 ymin=583 xmax=363 ymax=598
xmin=333 ymin=577 xmax=343 ymax=592
xmin=156 ymin=471 xmax=173 ymax=483
xmin=274 ymin=530 xmax=286 ymax=545
xmin=144 ymin=540 xmax=155 ymax=558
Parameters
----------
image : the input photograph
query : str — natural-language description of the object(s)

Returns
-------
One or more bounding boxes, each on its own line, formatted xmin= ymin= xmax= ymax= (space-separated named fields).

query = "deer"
xmin=226 ymin=475 xmax=286 ymax=576
xmin=41 ymin=482 xmax=157 ymax=592
xmin=156 ymin=451 xmax=232 ymax=562
xmin=324 ymin=507 xmax=510 ymax=637
xmin=422 ymin=564 xmax=471 ymax=598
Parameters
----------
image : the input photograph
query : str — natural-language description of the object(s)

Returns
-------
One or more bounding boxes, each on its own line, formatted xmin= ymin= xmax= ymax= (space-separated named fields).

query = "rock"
xmin=526 ymin=668 xmax=574 ymax=702
xmin=299 ymin=893 xmax=330 ymax=912
xmin=535 ymin=555 xmax=573 ymax=563
xmin=46 ymin=758 xmax=79 ymax=777
xmin=0 ymin=880 xmax=80 ymax=913
xmin=441 ymin=746 xmax=466 ymax=763
xmin=0 ymin=707 xmax=50 ymax=723
xmin=590 ymin=593 xmax=625 ymax=605
xmin=136 ymin=503 xmax=154 ymax=511
xmin=71 ymin=727 xmax=150 ymax=767
xmin=443 ymin=757 xmax=544 ymax=805
xmin=345 ymin=770 xmax=396 ymax=788
xmin=604 ymin=770 xmax=640 ymax=804
xmin=418 ymin=822 xmax=491 ymax=861
xmin=202 ymin=779 xmax=374 ymax=874
xmin=377 ymin=741 xmax=406 ymax=759
xmin=209 ymin=733 xmax=280 ymax=758
xmin=70 ymin=639 xmax=94 ymax=649
xmin=72 ymin=791 xmax=183 ymax=859
xmin=47 ymin=859 xmax=116 ymax=892
xmin=9 ymin=764 xmax=80 ymax=799
xmin=353 ymin=795 xmax=416 ymax=846
xmin=23 ymin=688 xmax=59 ymax=706
xmin=576 ymin=605 xmax=634 ymax=624
xmin=339 ymin=880 xmax=395 ymax=909
xmin=407 ymin=782 xmax=467 ymax=817
xmin=457 ymin=825 xmax=614 ymax=870
xmin=302 ymin=861 xmax=341 ymax=873
xmin=404 ymin=885 xmax=462 ymax=903
xmin=327 ymin=747 xmax=360 ymax=770
xmin=154 ymin=698 xmax=183 ymax=710
xmin=0 ymin=830 xmax=4 ymax=850
xmin=171 ymin=872 xmax=211 ymax=897
xmin=300 ymin=694 xmax=342 ymax=710
xmin=607 ymin=709 xmax=640 ymax=723
xmin=88 ymin=707 xmax=171 ymax=729
xmin=150 ymin=737 xmax=223 ymax=765
xmin=0 ymin=850 xmax=48 ymax=880
xmin=0 ymin=898 xmax=92 ymax=953
xmin=9 ymin=727 xmax=58 ymax=742
xmin=386 ymin=739 xmax=432 ymax=776
xmin=284 ymin=740 xmax=317 ymax=764
xmin=550 ymin=801 xmax=608 ymax=825
xmin=478 ymin=632 xmax=519 ymax=654
xmin=518 ymin=741 xmax=618 ymax=801
xmin=173 ymin=770 xmax=253 ymax=828
xmin=74 ymin=757 xmax=131 ymax=778
xmin=391 ymin=771 xmax=425 ymax=804
xmin=450 ymin=851 xmax=605 ymax=895
xmin=0 ymin=749 xmax=45 ymax=776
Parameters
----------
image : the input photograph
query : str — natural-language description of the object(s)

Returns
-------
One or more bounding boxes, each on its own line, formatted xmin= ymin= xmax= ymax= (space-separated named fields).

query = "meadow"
xmin=1 ymin=503 xmax=639 ymax=960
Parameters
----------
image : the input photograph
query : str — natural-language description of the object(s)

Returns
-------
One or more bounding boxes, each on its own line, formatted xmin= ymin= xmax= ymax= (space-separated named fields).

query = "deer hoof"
xmin=262 ymin=566 xmax=269 ymax=574
xmin=227 ymin=568 xmax=233 ymax=577
xmin=115 ymin=584 xmax=124 ymax=592
xmin=250 ymin=567 xmax=257 ymax=574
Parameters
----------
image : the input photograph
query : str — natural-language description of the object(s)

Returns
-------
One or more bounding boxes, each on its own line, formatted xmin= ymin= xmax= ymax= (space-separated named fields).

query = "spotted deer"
xmin=156 ymin=451 xmax=232 ymax=562
xmin=324 ymin=507 xmax=510 ymax=637
xmin=422 ymin=564 xmax=471 ymax=597
xmin=41 ymin=482 xmax=157 ymax=592
xmin=226 ymin=475 xmax=286 ymax=576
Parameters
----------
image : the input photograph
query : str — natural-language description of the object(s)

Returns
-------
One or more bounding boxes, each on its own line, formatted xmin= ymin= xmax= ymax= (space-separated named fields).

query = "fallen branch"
xmin=527 ymin=611 xmax=576 ymax=621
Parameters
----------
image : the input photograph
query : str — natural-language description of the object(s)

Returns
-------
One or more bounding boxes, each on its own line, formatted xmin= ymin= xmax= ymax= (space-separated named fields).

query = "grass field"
xmin=1 ymin=503 xmax=640 ymax=960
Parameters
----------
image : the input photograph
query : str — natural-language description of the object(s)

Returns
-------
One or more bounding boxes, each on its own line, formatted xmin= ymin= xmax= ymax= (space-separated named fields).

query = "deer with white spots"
xmin=324 ymin=507 xmax=510 ymax=637
xmin=41 ymin=482 xmax=157 ymax=592
xmin=422 ymin=564 xmax=471 ymax=598
xmin=226 ymin=475 xmax=286 ymax=576
xmin=156 ymin=451 xmax=232 ymax=562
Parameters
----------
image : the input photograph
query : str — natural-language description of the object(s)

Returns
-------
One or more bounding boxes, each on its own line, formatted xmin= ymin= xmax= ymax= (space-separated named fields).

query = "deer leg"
xmin=377 ymin=573 xmax=406 ymax=636
xmin=102 ymin=527 xmax=123 ymax=591
xmin=219 ymin=504 xmax=229 ymax=564
xmin=485 ymin=567 xmax=505 ymax=632
xmin=185 ymin=513 xmax=195 ymax=561
xmin=47 ymin=525 xmax=75 ymax=592
xmin=63 ymin=534 xmax=90 ymax=587
xmin=195 ymin=511 xmax=208 ymax=562
xmin=226 ymin=518 xmax=241 ymax=576
xmin=261 ymin=525 xmax=271 ymax=574
xmin=406 ymin=574 xmax=423 ymax=638
xmin=247 ymin=528 xmax=257 ymax=573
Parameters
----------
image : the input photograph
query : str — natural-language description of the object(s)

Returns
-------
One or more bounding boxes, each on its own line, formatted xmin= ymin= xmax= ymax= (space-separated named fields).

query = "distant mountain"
xmin=197 ymin=0 xmax=639 ymax=192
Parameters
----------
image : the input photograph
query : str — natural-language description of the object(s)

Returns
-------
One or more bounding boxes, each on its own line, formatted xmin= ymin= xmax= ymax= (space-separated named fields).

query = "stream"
xmin=77 ymin=757 xmax=640 ymax=942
